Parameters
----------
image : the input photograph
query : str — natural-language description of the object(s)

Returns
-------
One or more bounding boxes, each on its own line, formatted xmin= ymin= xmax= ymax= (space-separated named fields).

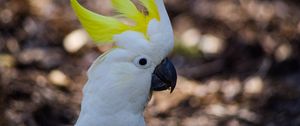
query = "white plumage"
xmin=72 ymin=0 xmax=175 ymax=126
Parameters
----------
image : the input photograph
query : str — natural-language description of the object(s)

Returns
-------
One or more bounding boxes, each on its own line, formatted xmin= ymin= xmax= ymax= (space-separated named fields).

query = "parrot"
xmin=70 ymin=0 xmax=177 ymax=125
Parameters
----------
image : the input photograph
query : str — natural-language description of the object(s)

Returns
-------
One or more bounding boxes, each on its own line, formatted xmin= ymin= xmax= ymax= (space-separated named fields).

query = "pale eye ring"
xmin=133 ymin=56 xmax=151 ymax=69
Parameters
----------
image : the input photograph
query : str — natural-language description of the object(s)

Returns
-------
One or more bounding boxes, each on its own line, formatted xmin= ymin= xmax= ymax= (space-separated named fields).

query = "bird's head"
xmin=71 ymin=0 xmax=176 ymax=111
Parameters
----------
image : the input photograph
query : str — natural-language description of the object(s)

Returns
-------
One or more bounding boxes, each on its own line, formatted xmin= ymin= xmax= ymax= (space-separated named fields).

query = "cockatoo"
xmin=71 ymin=0 xmax=176 ymax=125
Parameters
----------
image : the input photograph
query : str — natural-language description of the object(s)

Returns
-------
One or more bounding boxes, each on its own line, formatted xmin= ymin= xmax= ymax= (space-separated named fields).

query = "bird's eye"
xmin=133 ymin=56 xmax=151 ymax=69
xmin=139 ymin=58 xmax=147 ymax=65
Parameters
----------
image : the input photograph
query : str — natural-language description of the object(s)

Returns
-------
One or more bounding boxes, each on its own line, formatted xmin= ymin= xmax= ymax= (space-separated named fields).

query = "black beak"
xmin=151 ymin=58 xmax=177 ymax=93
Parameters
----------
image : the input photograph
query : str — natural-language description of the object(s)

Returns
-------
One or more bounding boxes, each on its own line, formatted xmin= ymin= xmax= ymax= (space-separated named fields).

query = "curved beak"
xmin=151 ymin=58 xmax=177 ymax=93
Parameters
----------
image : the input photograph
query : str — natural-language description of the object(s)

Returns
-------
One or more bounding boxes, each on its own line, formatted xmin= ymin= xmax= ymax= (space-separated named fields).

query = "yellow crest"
xmin=71 ymin=0 xmax=160 ymax=43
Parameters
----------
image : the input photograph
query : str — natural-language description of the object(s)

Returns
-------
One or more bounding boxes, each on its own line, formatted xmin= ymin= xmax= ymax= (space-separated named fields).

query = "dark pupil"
xmin=139 ymin=58 xmax=147 ymax=65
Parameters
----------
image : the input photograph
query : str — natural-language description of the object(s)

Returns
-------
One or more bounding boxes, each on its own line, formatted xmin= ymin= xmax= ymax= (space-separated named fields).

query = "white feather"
xmin=75 ymin=0 xmax=173 ymax=125
xmin=76 ymin=49 xmax=154 ymax=126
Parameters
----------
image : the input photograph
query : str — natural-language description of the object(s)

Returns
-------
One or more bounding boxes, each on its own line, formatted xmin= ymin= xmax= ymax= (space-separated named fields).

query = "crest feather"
xmin=71 ymin=0 xmax=160 ymax=43
xmin=139 ymin=0 xmax=160 ymax=21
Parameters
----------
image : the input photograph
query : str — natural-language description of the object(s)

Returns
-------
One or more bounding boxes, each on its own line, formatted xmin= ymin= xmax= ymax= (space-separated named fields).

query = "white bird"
xmin=71 ymin=0 xmax=176 ymax=125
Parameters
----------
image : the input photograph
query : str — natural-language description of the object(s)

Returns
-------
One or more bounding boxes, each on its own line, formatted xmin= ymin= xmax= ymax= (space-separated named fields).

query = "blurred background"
xmin=1 ymin=0 xmax=300 ymax=126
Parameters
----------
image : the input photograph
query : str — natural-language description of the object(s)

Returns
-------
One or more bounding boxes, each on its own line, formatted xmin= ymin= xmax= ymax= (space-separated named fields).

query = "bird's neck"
xmin=76 ymin=80 xmax=150 ymax=126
